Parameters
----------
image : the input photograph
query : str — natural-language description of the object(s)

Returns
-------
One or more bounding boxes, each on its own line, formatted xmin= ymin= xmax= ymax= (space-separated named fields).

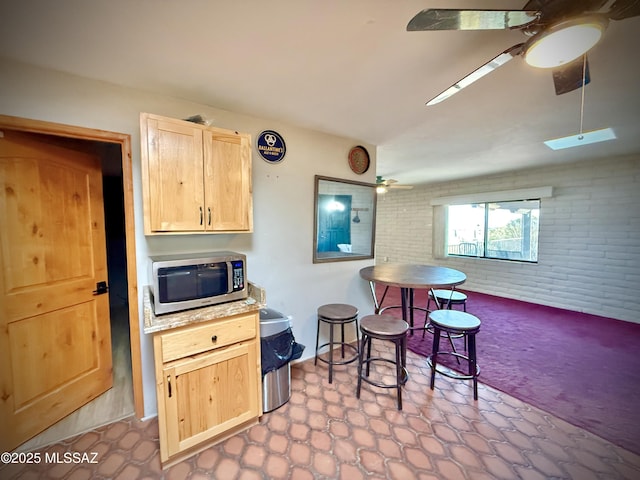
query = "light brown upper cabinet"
xmin=140 ymin=113 xmax=253 ymax=234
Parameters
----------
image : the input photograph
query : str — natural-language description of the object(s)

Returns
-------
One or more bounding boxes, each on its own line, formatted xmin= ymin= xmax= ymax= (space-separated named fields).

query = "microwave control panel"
xmin=232 ymin=260 xmax=245 ymax=291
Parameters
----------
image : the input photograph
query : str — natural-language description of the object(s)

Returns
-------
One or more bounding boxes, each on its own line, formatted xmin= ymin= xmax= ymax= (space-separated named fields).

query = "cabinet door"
xmin=161 ymin=341 xmax=260 ymax=459
xmin=204 ymin=129 xmax=253 ymax=232
xmin=143 ymin=115 xmax=205 ymax=232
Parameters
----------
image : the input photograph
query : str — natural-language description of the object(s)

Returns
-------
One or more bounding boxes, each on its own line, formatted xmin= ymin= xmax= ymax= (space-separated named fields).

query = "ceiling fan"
xmin=376 ymin=176 xmax=414 ymax=193
xmin=407 ymin=0 xmax=640 ymax=105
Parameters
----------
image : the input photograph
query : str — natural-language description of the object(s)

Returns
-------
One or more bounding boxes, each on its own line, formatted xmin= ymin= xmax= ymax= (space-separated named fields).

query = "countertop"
xmin=143 ymin=282 xmax=266 ymax=334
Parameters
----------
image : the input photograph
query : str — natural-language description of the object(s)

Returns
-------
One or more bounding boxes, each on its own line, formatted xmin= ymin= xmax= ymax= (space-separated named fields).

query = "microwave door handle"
xmin=227 ymin=261 xmax=233 ymax=293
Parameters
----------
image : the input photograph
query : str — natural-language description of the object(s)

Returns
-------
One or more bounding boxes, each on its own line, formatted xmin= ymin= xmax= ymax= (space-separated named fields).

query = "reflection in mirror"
xmin=313 ymin=175 xmax=377 ymax=263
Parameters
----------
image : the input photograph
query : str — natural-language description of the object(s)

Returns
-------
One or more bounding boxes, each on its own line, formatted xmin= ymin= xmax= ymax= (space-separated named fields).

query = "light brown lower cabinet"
xmin=153 ymin=311 xmax=262 ymax=466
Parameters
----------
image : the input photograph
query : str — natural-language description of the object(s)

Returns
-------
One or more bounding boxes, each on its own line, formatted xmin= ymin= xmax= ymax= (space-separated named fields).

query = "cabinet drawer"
xmin=160 ymin=313 xmax=257 ymax=363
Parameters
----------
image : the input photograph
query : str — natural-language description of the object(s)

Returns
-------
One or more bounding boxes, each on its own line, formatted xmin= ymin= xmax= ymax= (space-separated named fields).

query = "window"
xmin=446 ymin=199 xmax=540 ymax=262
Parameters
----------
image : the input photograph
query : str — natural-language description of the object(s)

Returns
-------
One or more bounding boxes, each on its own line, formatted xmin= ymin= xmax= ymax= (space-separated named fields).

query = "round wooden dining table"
xmin=359 ymin=264 xmax=467 ymax=334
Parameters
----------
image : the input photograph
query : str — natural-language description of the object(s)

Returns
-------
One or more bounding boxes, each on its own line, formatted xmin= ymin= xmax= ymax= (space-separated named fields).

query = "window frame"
xmin=431 ymin=187 xmax=552 ymax=263
xmin=446 ymin=200 xmax=541 ymax=263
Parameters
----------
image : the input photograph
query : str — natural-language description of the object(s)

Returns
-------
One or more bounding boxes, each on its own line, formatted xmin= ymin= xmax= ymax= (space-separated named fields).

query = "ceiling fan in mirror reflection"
xmin=376 ymin=176 xmax=414 ymax=194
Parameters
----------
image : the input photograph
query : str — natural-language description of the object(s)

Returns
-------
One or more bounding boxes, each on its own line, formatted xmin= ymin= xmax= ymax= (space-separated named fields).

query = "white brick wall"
xmin=375 ymin=155 xmax=640 ymax=323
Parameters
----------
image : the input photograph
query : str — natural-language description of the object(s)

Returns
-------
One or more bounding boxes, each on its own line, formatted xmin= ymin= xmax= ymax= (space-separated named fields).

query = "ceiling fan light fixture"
xmin=524 ymin=15 xmax=608 ymax=69
xmin=376 ymin=185 xmax=388 ymax=194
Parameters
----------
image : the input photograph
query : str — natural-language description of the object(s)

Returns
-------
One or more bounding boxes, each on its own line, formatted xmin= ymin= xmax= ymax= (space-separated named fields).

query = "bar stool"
xmin=422 ymin=289 xmax=465 ymax=352
xmin=427 ymin=289 xmax=467 ymax=311
xmin=315 ymin=303 xmax=359 ymax=383
xmin=427 ymin=309 xmax=481 ymax=400
xmin=356 ymin=314 xmax=409 ymax=410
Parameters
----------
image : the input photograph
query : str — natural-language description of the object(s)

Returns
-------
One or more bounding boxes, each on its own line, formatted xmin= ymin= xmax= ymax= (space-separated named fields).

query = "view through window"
xmin=447 ymin=199 xmax=540 ymax=262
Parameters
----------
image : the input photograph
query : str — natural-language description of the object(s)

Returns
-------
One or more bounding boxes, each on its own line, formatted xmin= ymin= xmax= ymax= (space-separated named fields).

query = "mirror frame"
xmin=313 ymin=175 xmax=377 ymax=263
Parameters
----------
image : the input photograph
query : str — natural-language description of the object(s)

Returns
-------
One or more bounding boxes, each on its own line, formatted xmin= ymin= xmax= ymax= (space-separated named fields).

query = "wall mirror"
xmin=313 ymin=175 xmax=377 ymax=263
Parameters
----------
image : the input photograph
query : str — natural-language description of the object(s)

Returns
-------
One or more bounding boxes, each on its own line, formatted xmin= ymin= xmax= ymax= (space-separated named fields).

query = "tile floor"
xmin=3 ymin=340 xmax=640 ymax=480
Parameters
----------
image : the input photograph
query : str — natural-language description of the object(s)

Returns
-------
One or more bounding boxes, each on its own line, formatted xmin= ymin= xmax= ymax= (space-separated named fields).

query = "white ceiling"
xmin=1 ymin=0 xmax=639 ymax=186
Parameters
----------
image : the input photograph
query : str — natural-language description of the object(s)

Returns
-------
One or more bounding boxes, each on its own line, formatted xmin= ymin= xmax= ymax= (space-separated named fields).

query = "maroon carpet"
xmin=377 ymin=286 xmax=640 ymax=455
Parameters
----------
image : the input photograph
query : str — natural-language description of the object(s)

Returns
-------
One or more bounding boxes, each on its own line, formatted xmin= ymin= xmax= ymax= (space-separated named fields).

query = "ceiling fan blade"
xmin=608 ymin=0 xmax=640 ymax=20
xmin=407 ymin=9 xmax=539 ymax=31
xmin=426 ymin=44 xmax=524 ymax=106
xmin=552 ymin=55 xmax=590 ymax=95
xmin=376 ymin=176 xmax=413 ymax=191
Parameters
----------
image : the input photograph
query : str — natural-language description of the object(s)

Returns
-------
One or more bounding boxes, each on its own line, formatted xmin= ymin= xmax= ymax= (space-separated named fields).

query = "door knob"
xmin=93 ymin=281 xmax=109 ymax=295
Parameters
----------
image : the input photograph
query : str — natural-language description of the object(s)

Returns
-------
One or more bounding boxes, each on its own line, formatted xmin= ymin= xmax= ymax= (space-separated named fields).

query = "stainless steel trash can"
xmin=260 ymin=308 xmax=292 ymax=413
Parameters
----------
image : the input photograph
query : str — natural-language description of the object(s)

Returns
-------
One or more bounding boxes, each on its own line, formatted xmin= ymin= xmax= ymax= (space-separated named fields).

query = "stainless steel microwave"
xmin=149 ymin=251 xmax=247 ymax=315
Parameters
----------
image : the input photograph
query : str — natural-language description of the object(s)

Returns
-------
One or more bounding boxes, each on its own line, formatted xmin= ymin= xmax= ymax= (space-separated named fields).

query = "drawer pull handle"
xmin=211 ymin=335 xmax=218 ymax=343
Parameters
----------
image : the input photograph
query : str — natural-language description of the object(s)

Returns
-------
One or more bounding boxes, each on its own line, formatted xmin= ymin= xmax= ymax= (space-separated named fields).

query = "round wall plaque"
xmin=348 ymin=145 xmax=370 ymax=174
xmin=257 ymin=130 xmax=286 ymax=163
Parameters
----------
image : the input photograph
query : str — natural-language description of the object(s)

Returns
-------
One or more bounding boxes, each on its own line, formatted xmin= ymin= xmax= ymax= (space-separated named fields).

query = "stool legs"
xmin=356 ymin=335 xmax=367 ymax=396
xmin=328 ymin=320 xmax=335 ymax=383
xmin=429 ymin=326 xmax=479 ymax=400
xmin=427 ymin=297 xmax=467 ymax=312
xmin=357 ymin=332 xmax=407 ymax=410
xmin=314 ymin=321 xmax=321 ymax=365
xmin=422 ymin=322 xmax=462 ymax=365
xmin=468 ymin=331 xmax=478 ymax=400
xmin=429 ymin=327 xmax=441 ymax=392
xmin=395 ymin=336 xmax=404 ymax=410
xmin=315 ymin=316 xmax=359 ymax=384
xmin=365 ymin=334 xmax=372 ymax=376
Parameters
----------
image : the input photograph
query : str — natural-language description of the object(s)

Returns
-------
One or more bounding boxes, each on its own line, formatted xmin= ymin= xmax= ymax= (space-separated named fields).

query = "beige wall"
xmin=0 ymin=57 xmax=378 ymax=416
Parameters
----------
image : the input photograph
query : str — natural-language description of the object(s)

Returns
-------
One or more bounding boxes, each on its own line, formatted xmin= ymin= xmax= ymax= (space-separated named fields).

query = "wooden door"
xmin=317 ymin=194 xmax=352 ymax=251
xmin=204 ymin=129 xmax=253 ymax=232
xmin=0 ymin=130 xmax=113 ymax=451
xmin=142 ymin=114 xmax=205 ymax=232
xmin=162 ymin=342 xmax=259 ymax=460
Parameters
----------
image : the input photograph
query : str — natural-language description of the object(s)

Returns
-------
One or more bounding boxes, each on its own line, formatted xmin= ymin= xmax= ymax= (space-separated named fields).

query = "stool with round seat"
xmin=315 ymin=303 xmax=359 ymax=384
xmin=427 ymin=309 xmax=481 ymax=400
xmin=356 ymin=314 xmax=409 ymax=410
xmin=423 ymin=289 xmax=468 ymax=347
xmin=427 ymin=289 xmax=468 ymax=311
